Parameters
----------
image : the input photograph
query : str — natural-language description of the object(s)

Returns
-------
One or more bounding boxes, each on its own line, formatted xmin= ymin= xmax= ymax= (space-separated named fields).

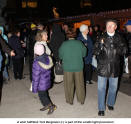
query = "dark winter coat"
xmin=93 ymin=32 xmax=127 ymax=77
xmin=49 ymin=24 xmax=66 ymax=61
xmin=0 ymin=35 xmax=11 ymax=55
xmin=77 ymin=33 xmax=93 ymax=64
xmin=8 ymin=35 xmax=24 ymax=59
xmin=125 ymin=32 xmax=131 ymax=56
xmin=0 ymin=36 xmax=12 ymax=71
xmin=32 ymin=54 xmax=53 ymax=93
xmin=28 ymin=29 xmax=37 ymax=60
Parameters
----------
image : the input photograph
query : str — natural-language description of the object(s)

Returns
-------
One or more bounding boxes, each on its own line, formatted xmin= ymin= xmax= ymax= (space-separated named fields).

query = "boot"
xmin=47 ymin=104 xmax=57 ymax=115
xmin=40 ymin=103 xmax=52 ymax=111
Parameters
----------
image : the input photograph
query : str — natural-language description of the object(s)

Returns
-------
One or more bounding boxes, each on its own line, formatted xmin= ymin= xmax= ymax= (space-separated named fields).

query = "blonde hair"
xmin=35 ymin=30 xmax=47 ymax=41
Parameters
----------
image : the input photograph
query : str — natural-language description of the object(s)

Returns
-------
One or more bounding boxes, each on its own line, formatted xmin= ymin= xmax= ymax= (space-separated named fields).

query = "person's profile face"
xmin=126 ymin=25 xmax=131 ymax=32
xmin=94 ymin=26 xmax=98 ymax=31
xmin=83 ymin=28 xmax=89 ymax=35
xmin=63 ymin=25 xmax=68 ymax=32
xmin=42 ymin=33 xmax=48 ymax=41
xmin=17 ymin=32 xmax=20 ymax=37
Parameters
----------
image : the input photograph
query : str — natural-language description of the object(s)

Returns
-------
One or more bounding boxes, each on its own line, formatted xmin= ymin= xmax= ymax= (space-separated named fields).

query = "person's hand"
xmin=10 ymin=50 xmax=15 ymax=56
xmin=93 ymin=55 xmax=96 ymax=58
xmin=22 ymin=43 xmax=26 ymax=48
xmin=21 ymin=40 xmax=24 ymax=43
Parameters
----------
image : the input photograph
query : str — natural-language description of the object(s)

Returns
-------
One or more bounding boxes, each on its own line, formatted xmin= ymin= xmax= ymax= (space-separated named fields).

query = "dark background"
xmin=44 ymin=0 xmax=131 ymax=16
xmin=5 ymin=0 xmax=131 ymax=21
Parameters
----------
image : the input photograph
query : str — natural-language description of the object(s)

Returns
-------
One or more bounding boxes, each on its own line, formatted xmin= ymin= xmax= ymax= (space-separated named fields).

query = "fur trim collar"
xmin=38 ymin=56 xmax=53 ymax=70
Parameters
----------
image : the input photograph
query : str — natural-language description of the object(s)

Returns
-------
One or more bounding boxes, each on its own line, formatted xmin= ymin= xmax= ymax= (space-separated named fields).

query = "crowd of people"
xmin=0 ymin=19 xmax=131 ymax=116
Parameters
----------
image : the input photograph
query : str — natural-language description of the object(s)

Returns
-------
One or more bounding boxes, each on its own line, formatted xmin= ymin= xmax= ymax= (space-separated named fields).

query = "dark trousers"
xmin=38 ymin=90 xmax=52 ymax=106
xmin=29 ymin=58 xmax=33 ymax=81
xmin=12 ymin=58 xmax=24 ymax=79
xmin=84 ymin=64 xmax=92 ymax=82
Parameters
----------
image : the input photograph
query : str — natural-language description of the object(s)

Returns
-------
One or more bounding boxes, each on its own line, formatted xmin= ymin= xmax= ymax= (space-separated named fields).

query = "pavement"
xmin=0 ymin=63 xmax=131 ymax=119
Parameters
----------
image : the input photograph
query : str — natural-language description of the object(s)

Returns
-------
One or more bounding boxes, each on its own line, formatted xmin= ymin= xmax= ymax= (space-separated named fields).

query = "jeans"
xmin=98 ymin=76 xmax=118 ymax=111
xmin=0 ymin=52 xmax=3 ymax=71
xmin=3 ymin=66 xmax=9 ymax=79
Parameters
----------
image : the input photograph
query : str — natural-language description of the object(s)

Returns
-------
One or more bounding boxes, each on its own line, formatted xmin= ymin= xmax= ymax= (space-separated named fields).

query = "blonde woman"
xmin=35 ymin=30 xmax=51 ymax=56
xmin=30 ymin=30 xmax=51 ymax=92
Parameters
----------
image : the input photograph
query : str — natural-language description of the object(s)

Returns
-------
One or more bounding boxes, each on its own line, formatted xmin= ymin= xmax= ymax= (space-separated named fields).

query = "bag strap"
xmin=41 ymin=44 xmax=46 ymax=54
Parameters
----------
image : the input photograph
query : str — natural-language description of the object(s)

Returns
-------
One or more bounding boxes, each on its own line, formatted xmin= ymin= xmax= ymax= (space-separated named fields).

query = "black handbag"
xmin=54 ymin=61 xmax=63 ymax=75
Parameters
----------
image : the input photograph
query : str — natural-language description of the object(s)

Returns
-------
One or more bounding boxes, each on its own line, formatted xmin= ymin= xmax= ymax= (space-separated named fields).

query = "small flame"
xmin=101 ymin=39 xmax=104 ymax=43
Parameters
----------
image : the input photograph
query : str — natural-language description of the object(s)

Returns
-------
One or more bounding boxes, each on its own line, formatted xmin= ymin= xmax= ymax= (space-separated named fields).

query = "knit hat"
xmin=79 ymin=24 xmax=88 ymax=32
xmin=125 ymin=20 xmax=131 ymax=26
xmin=34 ymin=44 xmax=45 ymax=56
xmin=31 ymin=23 xmax=36 ymax=29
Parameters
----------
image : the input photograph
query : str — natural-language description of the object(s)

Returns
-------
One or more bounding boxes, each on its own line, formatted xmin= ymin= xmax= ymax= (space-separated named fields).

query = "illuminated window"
xmin=80 ymin=0 xmax=92 ymax=8
xmin=22 ymin=0 xmax=37 ymax=8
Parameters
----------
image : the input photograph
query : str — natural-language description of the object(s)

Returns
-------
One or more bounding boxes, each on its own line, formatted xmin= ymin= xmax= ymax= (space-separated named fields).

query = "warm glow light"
xmin=27 ymin=2 xmax=37 ymax=8
xmin=80 ymin=0 xmax=92 ymax=8
xmin=74 ymin=20 xmax=91 ymax=29
xmin=22 ymin=2 xmax=27 ymax=8
xmin=22 ymin=1 xmax=37 ymax=8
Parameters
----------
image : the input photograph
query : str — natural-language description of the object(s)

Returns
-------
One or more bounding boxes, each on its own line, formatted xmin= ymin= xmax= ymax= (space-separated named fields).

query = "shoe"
xmin=81 ymin=102 xmax=84 ymax=105
xmin=86 ymin=81 xmax=93 ymax=85
xmin=3 ymin=80 xmax=8 ymax=84
xmin=66 ymin=101 xmax=73 ymax=105
xmin=98 ymin=111 xmax=105 ymax=116
xmin=14 ymin=77 xmax=18 ymax=80
xmin=40 ymin=105 xmax=50 ymax=111
xmin=107 ymin=105 xmax=114 ymax=110
xmin=3 ymin=78 xmax=9 ymax=84
xmin=47 ymin=104 xmax=57 ymax=115
xmin=89 ymin=81 xmax=93 ymax=84
xmin=18 ymin=77 xmax=25 ymax=80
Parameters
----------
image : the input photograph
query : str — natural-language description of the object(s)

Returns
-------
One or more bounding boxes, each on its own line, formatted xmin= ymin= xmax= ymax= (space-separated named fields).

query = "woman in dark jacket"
xmin=77 ymin=24 xmax=93 ymax=84
xmin=8 ymin=29 xmax=24 ymax=80
xmin=49 ymin=24 xmax=66 ymax=61
xmin=0 ymin=35 xmax=14 ymax=71
xmin=124 ymin=20 xmax=131 ymax=78
xmin=0 ymin=35 xmax=15 ymax=104
xmin=49 ymin=24 xmax=66 ymax=83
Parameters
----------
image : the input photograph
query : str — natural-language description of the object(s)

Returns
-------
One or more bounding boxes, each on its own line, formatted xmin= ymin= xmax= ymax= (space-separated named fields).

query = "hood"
xmin=52 ymin=24 xmax=62 ymax=34
xmin=0 ymin=26 xmax=8 ymax=42
xmin=0 ymin=26 xmax=4 ymax=36
xmin=35 ymin=54 xmax=53 ymax=70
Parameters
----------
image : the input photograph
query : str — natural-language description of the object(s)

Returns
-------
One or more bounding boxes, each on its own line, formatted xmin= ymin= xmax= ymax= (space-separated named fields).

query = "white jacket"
xmin=34 ymin=41 xmax=51 ymax=55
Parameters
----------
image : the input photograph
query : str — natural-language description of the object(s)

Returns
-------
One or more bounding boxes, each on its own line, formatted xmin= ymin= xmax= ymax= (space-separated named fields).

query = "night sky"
xmin=46 ymin=0 xmax=131 ymax=16
xmin=5 ymin=0 xmax=130 ymax=20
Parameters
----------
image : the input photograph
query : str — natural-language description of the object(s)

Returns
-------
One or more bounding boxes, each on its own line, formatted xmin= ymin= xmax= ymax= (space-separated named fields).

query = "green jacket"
xmin=59 ymin=39 xmax=87 ymax=72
